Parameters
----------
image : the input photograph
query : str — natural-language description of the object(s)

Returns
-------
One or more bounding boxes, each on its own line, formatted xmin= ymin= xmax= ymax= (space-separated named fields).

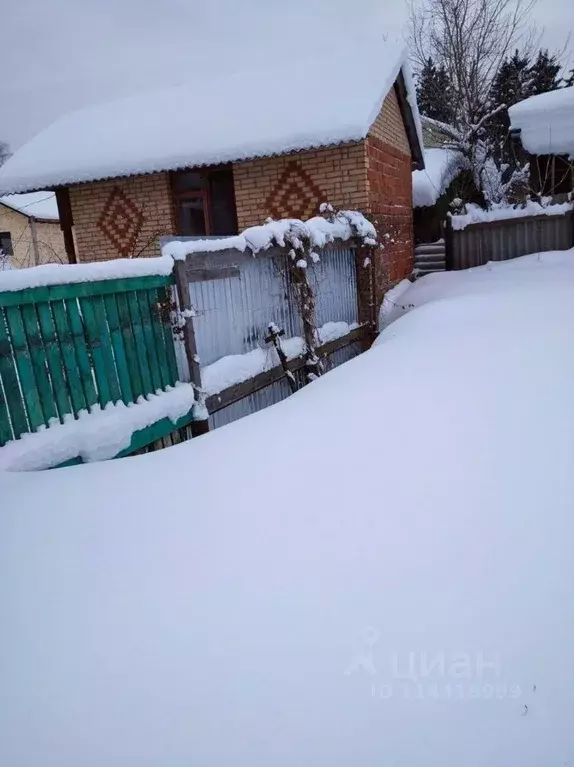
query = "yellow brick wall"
xmin=0 ymin=204 xmax=67 ymax=268
xmin=232 ymin=143 xmax=369 ymax=229
xmin=368 ymin=87 xmax=410 ymax=155
xmin=69 ymin=172 xmax=176 ymax=262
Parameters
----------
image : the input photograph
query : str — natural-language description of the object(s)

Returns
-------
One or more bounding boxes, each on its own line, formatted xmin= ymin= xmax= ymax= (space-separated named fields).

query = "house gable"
xmin=368 ymin=88 xmax=411 ymax=156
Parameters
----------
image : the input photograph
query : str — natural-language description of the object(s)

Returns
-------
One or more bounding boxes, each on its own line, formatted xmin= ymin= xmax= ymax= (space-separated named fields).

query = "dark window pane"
xmin=172 ymin=171 xmax=206 ymax=193
xmin=0 ymin=232 xmax=13 ymax=256
xmin=535 ymin=156 xmax=553 ymax=195
xmin=209 ymin=169 xmax=238 ymax=235
xmin=554 ymin=156 xmax=572 ymax=195
xmin=179 ymin=197 xmax=207 ymax=236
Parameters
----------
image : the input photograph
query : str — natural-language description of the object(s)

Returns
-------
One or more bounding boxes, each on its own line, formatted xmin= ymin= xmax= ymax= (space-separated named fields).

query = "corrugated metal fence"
xmin=168 ymin=241 xmax=367 ymax=430
xmin=446 ymin=211 xmax=574 ymax=270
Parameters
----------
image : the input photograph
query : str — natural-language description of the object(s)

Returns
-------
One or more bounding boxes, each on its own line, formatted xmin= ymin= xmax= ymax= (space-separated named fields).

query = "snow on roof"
xmin=0 ymin=36 xmax=418 ymax=194
xmin=412 ymin=148 xmax=466 ymax=207
xmin=0 ymin=191 xmax=59 ymax=221
xmin=509 ymin=86 xmax=574 ymax=159
xmin=2 ymin=249 xmax=574 ymax=766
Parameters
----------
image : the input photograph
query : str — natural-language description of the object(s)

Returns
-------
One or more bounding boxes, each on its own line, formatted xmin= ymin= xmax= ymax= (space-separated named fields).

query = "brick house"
xmin=0 ymin=48 xmax=423 ymax=302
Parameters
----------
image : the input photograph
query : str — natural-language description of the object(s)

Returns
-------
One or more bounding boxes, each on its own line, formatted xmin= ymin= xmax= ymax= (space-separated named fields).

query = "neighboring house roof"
xmin=422 ymin=122 xmax=452 ymax=149
xmin=0 ymin=191 xmax=59 ymax=222
xmin=509 ymin=86 xmax=574 ymax=159
xmin=0 ymin=39 xmax=423 ymax=194
xmin=413 ymin=148 xmax=466 ymax=208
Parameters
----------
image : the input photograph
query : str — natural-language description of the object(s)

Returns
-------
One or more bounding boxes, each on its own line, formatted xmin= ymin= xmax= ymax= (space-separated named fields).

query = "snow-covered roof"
xmin=509 ymin=86 xmax=574 ymax=159
xmin=0 ymin=37 xmax=421 ymax=195
xmin=412 ymin=148 xmax=465 ymax=207
xmin=0 ymin=191 xmax=59 ymax=221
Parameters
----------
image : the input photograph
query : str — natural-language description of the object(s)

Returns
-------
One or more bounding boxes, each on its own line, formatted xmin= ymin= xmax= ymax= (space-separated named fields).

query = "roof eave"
xmin=0 ymin=139 xmax=367 ymax=196
xmin=0 ymin=200 xmax=59 ymax=223
xmin=395 ymin=71 xmax=424 ymax=170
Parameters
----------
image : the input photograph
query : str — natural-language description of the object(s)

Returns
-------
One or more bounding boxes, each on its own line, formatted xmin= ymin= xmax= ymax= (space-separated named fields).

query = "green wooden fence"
xmin=0 ymin=272 xmax=193 ymax=459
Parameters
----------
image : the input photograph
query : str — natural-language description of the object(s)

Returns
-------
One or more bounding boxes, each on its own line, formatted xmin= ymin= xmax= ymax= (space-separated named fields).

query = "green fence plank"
xmin=36 ymin=302 xmax=73 ymax=422
xmin=127 ymin=291 xmax=153 ymax=395
xmin=137 ymin=289 xmax=163 ymax=393
xmin=149 ymin=288 xmax=171 ymax=390
xmin=0 ymin=274 xmax=174 ymax=308
xmin=0 ymin=309 xmax=28 ymax=439
xmin=21 ymin=304 xmax=57 ymax=424
xmin=4 ymin=306 xmax=44 ymax=432
xmin=116 ymin=293 xmax=143 ymax=400
xmin=114 ymin=409 xmax=194 ymax=458
xmin=158 ymin=287 xmax=179 ymax=385
xmin=52 ymin=299 xmax=88 ymax=415
xmin=0 ymin=374 xmax=13 ymax=446
xmin=103 ymin=294 xmax=134 ymax=405
xmin=79 ymin=297 xmax=112 ymax=407
xmin=65 ymin=298 xmax=97 ymax=410
xmin=91 ymin=295 xmax=121 ymax=404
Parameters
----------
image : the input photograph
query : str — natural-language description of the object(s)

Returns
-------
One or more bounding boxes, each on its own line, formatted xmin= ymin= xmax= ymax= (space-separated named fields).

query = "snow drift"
xmin=1 ymin=251 xmax=574 ymax=767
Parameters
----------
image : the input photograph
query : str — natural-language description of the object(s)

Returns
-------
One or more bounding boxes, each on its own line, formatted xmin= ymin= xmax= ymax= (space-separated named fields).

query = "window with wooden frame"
xmin=171 ymin=166 xmax=238 ymax=237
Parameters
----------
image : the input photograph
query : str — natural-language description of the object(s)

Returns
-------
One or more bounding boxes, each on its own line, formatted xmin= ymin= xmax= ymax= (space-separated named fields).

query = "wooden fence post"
xmin=354 ymin=243 xmax=377 ymax=349
xmin=173 ymin=258 xmax=209 ymax=436
xmin=444 ymin=216 xmax=454 ymax=271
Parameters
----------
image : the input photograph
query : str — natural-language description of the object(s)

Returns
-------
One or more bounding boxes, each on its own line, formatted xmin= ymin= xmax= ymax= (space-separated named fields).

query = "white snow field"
xmin=1 ymin=250 xmax=574 ymax=767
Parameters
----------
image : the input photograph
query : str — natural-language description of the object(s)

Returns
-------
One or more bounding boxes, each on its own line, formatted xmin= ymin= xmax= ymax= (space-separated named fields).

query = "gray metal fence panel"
xmin=209 ymin=376 xmax=295 ymax=430
xmin=180 ymin=242 xmax=360 ymax=428
xmin=308 ymin=245 xmax=359 ymax=327
xmin=189 ymin=248 xmax=294 ymax=367
xmin=448 ymin=212 xmax=574 ymax=270
xmin=209 ymin=341 xmax=363 ymax=430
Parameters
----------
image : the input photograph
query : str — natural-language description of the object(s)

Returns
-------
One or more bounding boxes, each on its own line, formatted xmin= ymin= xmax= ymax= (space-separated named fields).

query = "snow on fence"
xmin=0 ymin=261 xmax=201 ymax=469
xmin=166 ymin=237 xmax=371 ymax=430
xmin=445 ymin=205 xmax=574 ymax=270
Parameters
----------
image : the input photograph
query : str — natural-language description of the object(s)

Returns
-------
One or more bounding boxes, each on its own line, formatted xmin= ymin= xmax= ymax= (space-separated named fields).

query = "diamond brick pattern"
xmin=264 ymin=161 xmax=326 ymax=220
xmin=97 ymin=187 xmax=145 ymax=257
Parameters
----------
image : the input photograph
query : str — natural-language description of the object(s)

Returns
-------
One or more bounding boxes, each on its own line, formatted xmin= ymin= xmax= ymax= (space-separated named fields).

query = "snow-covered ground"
xmin=1 ymin=250 xmax=574 ymax=767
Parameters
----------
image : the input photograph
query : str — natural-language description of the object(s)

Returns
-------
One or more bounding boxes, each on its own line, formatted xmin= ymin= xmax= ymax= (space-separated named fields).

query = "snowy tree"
xmin=408 ymin=0 xmax=566 ymax=206
xmin=487 ymin=48 xmax=563 ymax=170
xmin=416 ymin=57 xmax=454 ymax=123
xmin=528 ymin=49 xmax=563 ymax=94
xmin=487 ymin=50 xmax=531 ymax=162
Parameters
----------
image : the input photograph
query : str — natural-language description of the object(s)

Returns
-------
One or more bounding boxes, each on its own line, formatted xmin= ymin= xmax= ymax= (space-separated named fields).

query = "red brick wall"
xmin=233 ymin=144 xmax=368 ymax=229
xmin=366 ymin=134 xmax=414 ymax=302
xmin=69 ymin=173 xmax=176 ymax=262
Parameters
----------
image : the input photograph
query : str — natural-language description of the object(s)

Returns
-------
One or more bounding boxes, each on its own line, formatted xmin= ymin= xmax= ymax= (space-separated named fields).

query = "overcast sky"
xmin=1 ymin=0 xmax=572 ymax=151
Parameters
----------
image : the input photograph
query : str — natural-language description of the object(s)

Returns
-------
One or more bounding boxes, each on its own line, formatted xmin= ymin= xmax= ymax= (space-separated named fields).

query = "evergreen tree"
xmin=416 ymin=57 xmax=454 ymax=124
xmin=528 ymin=49 xmax=562 ymax=95
xmin=488 ymin=50 xmax=531 ymax=163
xmin=564 ymin=69 xmax=574 ymax=88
